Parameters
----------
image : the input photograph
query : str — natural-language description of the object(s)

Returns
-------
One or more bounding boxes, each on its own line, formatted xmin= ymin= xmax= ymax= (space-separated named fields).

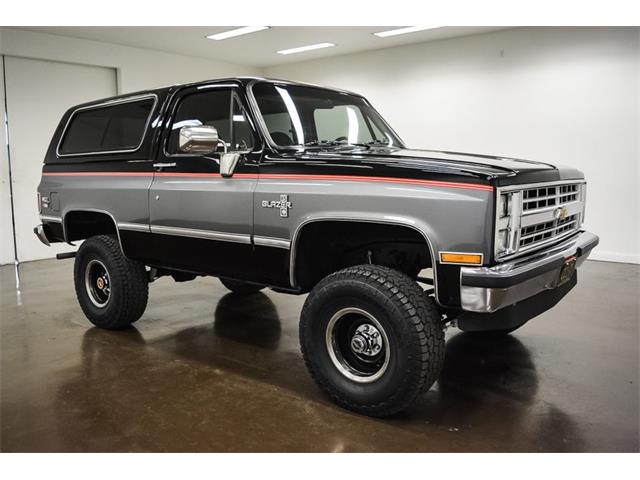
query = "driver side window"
xmin=167 ymin=89 xmax=254 ymax=154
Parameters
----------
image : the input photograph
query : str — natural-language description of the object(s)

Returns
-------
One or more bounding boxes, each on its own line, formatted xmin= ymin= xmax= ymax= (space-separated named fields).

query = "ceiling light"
xmin=373 ymin=26 xmax=442 ymax=38
xmin=277 ymin=43 xmax=335 ymax=55
xmin=206 ymin=26 xmax=269 ymax=41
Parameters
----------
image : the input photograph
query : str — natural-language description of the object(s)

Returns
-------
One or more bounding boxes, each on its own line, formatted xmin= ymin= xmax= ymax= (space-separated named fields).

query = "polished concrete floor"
xmin=1 ymin=258 xmax=638 ymax=452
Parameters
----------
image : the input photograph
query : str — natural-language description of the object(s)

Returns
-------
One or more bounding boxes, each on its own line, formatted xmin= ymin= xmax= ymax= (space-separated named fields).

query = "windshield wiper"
xmin=302 ymin=140 xmax=344 ymax=148
xmin=301 ymin=140 xmax=391 ymax=151
xmin=365 ymin=139 xmax=392 ymax=147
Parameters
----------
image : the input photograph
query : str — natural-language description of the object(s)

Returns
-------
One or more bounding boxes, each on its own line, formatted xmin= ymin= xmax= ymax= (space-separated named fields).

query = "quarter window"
xmin=59 ymin=97 xmax=155 ymax=155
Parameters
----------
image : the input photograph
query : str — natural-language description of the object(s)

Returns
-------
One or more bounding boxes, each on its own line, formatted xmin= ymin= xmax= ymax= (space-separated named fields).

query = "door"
xmin=148 ymin=84 xmax=259 ymax=279
xmin=2 ymin=56 xmax=117 ymax=263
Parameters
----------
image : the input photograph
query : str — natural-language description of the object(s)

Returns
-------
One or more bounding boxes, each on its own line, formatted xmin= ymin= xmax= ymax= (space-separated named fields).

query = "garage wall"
xmin=0 ymin=28 xmax=259 ymax=265
xmin=0 ymin=28 xmax=259 ymax=93
xmin=264 ymin=27 xmax=640 ymax=264
xmin=4 ymin=57 xmax=118 ymax=263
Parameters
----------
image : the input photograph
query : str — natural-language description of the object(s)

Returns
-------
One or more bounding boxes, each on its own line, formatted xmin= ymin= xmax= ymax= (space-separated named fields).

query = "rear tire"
xmin=219 ymin=277 xmax=265 ymax=294
xmin=299 ymin=264 xmax=445 ymax=417
xmin=74 ymin=235 xmax=148 ymax=330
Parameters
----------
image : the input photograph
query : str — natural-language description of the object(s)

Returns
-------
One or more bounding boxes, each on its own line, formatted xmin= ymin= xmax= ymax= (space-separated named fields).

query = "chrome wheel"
xmin=325 ymin=307 xmax=390 ymax=383
xmin=84 ymin=259 xmax=111 ymax=308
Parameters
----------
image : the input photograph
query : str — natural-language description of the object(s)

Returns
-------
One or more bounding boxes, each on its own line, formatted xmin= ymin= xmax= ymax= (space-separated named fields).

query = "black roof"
xmin=72 ymin=77 xmax=363 ymax=111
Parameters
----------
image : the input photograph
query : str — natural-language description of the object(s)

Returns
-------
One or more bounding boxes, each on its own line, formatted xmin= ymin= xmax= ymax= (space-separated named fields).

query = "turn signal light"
xmin=439 ymin=252 xmax=483 ymax=265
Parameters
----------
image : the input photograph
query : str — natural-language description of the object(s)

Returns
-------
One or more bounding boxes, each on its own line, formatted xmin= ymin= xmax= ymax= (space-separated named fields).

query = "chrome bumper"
xmin=33 ymin=224 xmax=50 ymax=246
xmin=460 ymin=231 xmax=599 ymax=313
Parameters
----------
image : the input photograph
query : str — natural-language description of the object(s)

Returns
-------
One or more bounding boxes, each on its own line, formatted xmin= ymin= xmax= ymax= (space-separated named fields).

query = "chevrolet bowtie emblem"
xmin=262 ymin=194 xmax=292 ymax=218
xmin=554 ymin=206 xmax=568 ymax=221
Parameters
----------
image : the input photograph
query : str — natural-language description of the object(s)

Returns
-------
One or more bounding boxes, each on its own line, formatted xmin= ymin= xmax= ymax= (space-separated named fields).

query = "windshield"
xmin=251 ymin=82 xmax=403 ymax=149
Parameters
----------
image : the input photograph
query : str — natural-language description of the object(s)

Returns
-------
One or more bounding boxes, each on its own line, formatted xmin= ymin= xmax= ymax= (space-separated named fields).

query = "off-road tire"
xmin=219 ymin=277 xmax=265 ymax=294
xmin=299 ymin=264 xmax=445 ymax=417
xmin=74 ymin=235 xmax=148 ymax=329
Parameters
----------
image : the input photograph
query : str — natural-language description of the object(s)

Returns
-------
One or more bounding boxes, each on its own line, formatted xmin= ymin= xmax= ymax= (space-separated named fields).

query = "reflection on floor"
xmin=1 ymin=259 xmax=638 ymax=452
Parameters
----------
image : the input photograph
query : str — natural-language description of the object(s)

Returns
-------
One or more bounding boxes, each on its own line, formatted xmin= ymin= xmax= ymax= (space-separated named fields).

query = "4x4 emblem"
xmin=262 ymin=194 xmax=292 ymax=218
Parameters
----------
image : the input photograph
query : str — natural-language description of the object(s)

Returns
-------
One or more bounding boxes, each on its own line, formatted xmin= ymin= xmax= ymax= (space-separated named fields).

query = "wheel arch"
xmin=289 ymin=215 xmax=441 ymax=302
xmin=62 ymin=208 xmax=125 ymax=255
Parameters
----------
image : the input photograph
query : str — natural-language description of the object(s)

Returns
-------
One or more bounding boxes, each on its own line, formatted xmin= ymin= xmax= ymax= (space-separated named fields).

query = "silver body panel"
xmin=40 ymin=174 xmax=153 ymax=231
xmin=253 ymin=178 xmax=493 ymax=259
xmin=149 ymin=174 xmax=255 ymax=238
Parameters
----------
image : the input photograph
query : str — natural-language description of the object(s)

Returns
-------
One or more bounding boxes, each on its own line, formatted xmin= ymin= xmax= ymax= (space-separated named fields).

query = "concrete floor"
xmin=1 ymin=258 xmax=638 ymax=452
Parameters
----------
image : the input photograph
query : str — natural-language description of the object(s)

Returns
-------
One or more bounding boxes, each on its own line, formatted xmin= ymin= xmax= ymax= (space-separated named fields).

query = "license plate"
xmin=558 ymin=256 xmax=577 ymax=286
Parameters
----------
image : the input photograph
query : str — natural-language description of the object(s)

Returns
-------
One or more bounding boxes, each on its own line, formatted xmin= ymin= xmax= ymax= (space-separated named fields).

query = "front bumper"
xmin=460 ymin=230 xmax=599 ymax=313
xmin=34 ymin=224 xmax=50 ymax=246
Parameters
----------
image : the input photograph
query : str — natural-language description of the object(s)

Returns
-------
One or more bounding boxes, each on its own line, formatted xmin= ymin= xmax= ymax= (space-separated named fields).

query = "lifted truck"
xmin=35 ymin=77 xmax=598 ymax=416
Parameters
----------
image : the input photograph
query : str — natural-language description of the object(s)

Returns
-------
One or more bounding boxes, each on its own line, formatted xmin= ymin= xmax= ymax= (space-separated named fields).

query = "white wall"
xmin=0 ymin=28 xmax=259 ymax=93
xmin=265 ymin=27 xmax=640 ymax=264
xmin=4 ymin=57 xmax=118 ymax=263
xmin=0 ymin=28 xmax=259 ymax=265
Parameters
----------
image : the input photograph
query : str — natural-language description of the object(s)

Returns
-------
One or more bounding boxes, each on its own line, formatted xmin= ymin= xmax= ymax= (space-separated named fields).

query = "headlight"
xmin=496 ymin=228 xmax=509 ymax=252
xmin=494 ymin=190 xmax=521 ymax=259
xmin=499 ymin=193 xmax=511 ymax=218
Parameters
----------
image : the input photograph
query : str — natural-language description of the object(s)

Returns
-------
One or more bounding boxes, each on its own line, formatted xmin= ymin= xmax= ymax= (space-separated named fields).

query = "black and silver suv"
xmin=35 ymin=77 xmax=599 ymax=416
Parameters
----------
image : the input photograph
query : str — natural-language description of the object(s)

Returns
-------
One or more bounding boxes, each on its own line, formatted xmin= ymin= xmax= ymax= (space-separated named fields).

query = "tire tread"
xmin=300 ymin=264 xmax=445 ymax=417
xmin=74 ymin=235 xmax=148 ymax=329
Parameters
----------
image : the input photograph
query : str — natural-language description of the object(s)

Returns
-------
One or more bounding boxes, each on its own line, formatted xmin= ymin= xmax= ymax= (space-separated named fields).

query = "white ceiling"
xmin=18 ymin=27 xmax=509 ymax=68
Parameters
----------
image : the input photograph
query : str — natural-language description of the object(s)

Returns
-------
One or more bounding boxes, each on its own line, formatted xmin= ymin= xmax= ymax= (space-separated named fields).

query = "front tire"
xmin=74 ymin=235 xmax=148 ymax=329
xmin=299 ymin=265 xmax=445 ymax=417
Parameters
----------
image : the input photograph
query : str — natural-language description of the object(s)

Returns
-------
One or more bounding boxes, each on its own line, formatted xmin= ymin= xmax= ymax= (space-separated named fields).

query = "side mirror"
xmin=178 ymin=125 xmax=219 ymax=154
xmin=220 ymin=153 xmax=241 ymax=178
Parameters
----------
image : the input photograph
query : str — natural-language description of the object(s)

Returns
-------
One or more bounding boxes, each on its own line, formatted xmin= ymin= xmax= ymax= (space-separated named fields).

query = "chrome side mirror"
xmin=178 ymin=125 xmax=219 ymax=154
xmin=220 ymin=153 xmax=241 ymax=178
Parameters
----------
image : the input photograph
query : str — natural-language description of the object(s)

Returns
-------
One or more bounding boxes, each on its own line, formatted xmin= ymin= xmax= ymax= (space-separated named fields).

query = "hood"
xmin=313 ymin=147 xmax=584 ymax=186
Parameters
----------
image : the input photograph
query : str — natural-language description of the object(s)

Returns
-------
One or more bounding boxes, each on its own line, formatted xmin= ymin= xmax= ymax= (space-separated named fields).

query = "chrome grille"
xmin=495 ymin=180 xmax=586 ymax=261
xmin=522 ymin=183 xmax=579 ymax=211
xmin=519 ymin=213 xmax=579 ymax=248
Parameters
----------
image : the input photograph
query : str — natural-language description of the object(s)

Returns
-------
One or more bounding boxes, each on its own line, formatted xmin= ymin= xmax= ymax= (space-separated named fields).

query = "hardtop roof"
xmin=70 ymin=76 xmax=363 ymax=111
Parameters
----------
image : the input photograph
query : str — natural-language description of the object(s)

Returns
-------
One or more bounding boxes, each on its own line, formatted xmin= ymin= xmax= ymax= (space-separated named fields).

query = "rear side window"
xmin=59 ymin=97 xmax=155 ymax=155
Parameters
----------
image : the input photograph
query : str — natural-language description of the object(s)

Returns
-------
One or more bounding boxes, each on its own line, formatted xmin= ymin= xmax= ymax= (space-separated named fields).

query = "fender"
xmin=288 ymin=213 xmax=442 ymax=305
xmin=61 ymin=208 xmax=137 ymax=257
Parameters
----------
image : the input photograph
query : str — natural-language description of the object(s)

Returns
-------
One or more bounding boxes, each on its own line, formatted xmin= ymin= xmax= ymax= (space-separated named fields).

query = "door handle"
xmin=153 ymin=162 xmax=176 ymax=169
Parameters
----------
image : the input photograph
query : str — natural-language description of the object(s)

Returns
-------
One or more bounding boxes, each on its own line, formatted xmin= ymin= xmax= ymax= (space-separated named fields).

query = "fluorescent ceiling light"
xmin=373 ymin=26 xmax=442 ymax=38
xmin=277 ymin=43 xmax=335 ymax=55
xmin=206 ymin=26 xmax=269 ymax=41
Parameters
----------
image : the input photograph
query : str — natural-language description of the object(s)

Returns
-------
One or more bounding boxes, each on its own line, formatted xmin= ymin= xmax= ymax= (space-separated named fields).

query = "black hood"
xmin=316 ymin=147 xmax=585 ymax=186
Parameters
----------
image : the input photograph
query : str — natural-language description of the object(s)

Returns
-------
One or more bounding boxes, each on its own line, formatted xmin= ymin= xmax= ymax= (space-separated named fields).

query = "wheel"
xmin=299 ymin=264 xmax=445 ymax=417
xmin=219 ymin=277 xmax=265 ymax=294
xmin=74 ymin=235 xmax=148 ymax=329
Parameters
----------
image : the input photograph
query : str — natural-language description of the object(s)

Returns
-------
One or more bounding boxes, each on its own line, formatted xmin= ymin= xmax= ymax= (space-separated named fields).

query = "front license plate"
xmin=558 ymin=256 xmax=577 ymax=286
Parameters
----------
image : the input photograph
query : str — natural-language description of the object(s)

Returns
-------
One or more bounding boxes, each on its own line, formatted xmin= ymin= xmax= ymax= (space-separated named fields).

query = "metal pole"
xmin=2 ymin=55 xmax=21 ymax=289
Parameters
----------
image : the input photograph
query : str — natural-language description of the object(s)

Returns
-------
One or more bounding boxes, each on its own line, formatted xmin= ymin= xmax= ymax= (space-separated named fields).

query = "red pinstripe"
xmin=42 ymin=171 xmax=493 ymax=192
